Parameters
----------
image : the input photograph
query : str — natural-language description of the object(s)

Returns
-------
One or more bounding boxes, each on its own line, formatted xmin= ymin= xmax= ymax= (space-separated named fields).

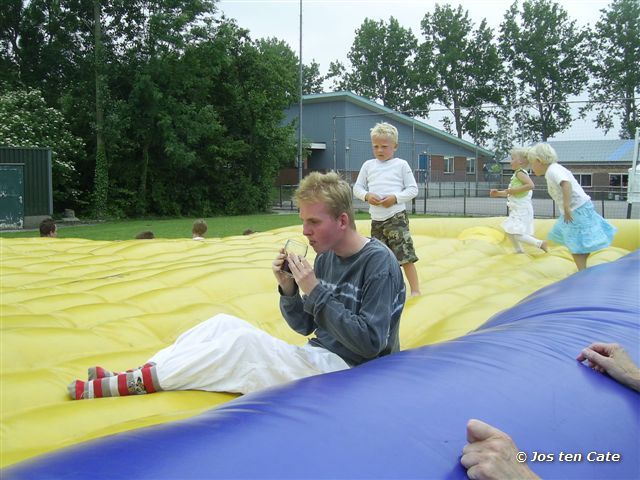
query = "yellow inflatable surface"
xmin=1 ymin=217 xmax=638 ymax=467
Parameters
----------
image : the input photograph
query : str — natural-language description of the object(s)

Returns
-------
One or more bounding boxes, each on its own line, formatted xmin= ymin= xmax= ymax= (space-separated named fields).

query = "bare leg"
xmin=572 ymin=253 xmax=589 ymax=271
xmin=402 ymin=262 xmax=421 ymax=296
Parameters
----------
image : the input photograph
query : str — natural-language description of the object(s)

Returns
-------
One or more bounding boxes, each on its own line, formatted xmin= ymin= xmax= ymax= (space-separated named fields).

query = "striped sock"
xmin=69 ymin=364 xmax=162 ymax=400
xmin=87 ymin=366 xmax=116 ymax=380
xmin=88 ymin=362 xmax=155 ymax=380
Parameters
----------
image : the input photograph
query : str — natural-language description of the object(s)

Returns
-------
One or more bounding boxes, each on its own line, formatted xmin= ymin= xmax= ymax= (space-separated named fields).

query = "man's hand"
xmin=272 ymin=248 xmax=297 ymax=296
xmin=285 ymin=253 xmax=319 ymax=296
xmin=461 ymin=419 xmax=539 ymax=480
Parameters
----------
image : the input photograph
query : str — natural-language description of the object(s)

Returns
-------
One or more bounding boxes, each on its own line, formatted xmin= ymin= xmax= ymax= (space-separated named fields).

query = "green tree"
xmin=103 ymin=1 xmax=217 ymax=217
xmin=418 ymin=4 xmax=504 ymax=144
xmin=303 ymin=59 xmax=324 ymax=94
xmin=337 ymin=17 xmax=418 ymax=111
xmin=491 ymin=107 xmax=518 ymax=162
xmin=0 ymin=0 xmax=86 ymax=101
xmin=582 ymin=0 xmax=639 ymax=139
xmin=92 ymin=0 xmax=109 ymax=218
xmin=499 ymin=0 xmax=589 ymax=141
xmin=105 ymin=21 xmax=297 ymax=217
xmin=89 ymin=0 xmax=218 ymax=217
xmin=128 ymin=73 xmax=161 ymax=215
xmin=1 ymin=1 xmax=299 ymax=218
xmin=0 ymin=0 xmax=23 ymax=86
xmin=208 ymin=32 xmax=298 ymax=213
xmin=0 ymin=87 xmax=84 ymax=208
xmin=1 ymin=0 xmax=220 ymax=217
xmin=325 ymin=60 xmax=347 ymax=92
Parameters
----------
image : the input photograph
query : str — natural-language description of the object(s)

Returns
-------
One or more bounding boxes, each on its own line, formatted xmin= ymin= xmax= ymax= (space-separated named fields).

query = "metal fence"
xmin=275 ymin=100 xmax=640 ymax=219
xmin=272 ymin=182 xmax=639 ymax=219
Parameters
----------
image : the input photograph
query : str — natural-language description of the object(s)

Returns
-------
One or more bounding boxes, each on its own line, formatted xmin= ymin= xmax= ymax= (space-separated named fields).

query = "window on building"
xmin=444 ymin=156 xmax=454 ymax=174
xmin=575 ymin=174 xmax=592 ymax=187
xmin=609 ymin=174 xmax=628 ymax=187
xmin=466 ymin=157 xmax=475 ymax=174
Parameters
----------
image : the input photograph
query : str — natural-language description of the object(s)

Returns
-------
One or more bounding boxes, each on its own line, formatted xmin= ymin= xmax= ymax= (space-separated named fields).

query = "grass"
xmin=0 ymin=213 xmax=374 ymax=241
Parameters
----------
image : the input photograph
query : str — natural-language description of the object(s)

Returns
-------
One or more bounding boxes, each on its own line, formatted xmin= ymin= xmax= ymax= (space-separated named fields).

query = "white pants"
xmin=148 ymin=314 xmax=350 ymax=394
xmin=507 ymin=233 xmax=544 ymax=253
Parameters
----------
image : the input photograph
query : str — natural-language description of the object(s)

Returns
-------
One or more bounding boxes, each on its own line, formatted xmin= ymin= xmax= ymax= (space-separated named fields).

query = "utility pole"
xmin=297 ymin=0 xmax=303 ymax=185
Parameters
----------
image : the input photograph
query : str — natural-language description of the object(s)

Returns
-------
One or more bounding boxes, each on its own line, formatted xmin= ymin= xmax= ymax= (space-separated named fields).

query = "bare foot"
xmin=410 ymin=291 xmax=421 ymax=298
xmin=540 ymin=241 xmax=548 ymax=253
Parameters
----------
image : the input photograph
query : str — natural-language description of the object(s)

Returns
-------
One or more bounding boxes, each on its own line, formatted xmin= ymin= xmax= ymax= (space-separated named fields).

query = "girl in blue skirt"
xmin=528 ymin=143 xmax=617 ymax=271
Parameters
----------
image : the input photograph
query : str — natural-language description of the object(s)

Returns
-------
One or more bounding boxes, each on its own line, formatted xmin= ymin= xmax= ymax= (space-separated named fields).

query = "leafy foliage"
xmin=492 ymin=106 xmax=519 ymax=162
xmin=303 ymin=60 xmax=324 ymax=94
xmin=0 ymin=87 xmax=84 ymax=206
xmin=582 ymin=0 xmax=639 ymax=139
xmin=334 ymin=17 xmax=419 ymax=111
xmin=418 ymin=4 xmax=504 ymax=144
xmin=325 ymin=60 xmax=347 ymax=92
xmin=499 ymin=0 xmax=590 ymax=141
xmin=1 ymin=1 xmax=298 ymax=217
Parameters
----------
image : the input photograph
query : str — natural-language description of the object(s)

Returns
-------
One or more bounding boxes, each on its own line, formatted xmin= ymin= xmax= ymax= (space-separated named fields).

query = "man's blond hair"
xmin=294 ymin=171 xmax=356 ymax=229
xmin=370 ymin=122 xmax=399 ymax=144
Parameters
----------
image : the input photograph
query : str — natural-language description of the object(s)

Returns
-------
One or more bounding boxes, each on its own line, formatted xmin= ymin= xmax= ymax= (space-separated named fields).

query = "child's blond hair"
xmin=527 ymin=143 xmax=558 ymax=165
xmin=370 ymin=122 xmax=398 ymax=144
xmin=510 ymin=147 xmax=530 ymax=168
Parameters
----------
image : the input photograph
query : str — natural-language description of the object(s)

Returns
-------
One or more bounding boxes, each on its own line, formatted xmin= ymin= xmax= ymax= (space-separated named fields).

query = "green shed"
xmin=0 ymin=147 xmax=53 ymax=229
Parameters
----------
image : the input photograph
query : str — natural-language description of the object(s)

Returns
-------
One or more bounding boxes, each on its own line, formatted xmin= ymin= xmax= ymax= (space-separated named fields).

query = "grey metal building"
xmin=281 ymin=91 xmax=494 ymax=184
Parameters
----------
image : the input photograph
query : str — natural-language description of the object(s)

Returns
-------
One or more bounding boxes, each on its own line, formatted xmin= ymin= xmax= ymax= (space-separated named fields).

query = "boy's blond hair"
xmin=370 ymin=122 xmax=398 ymax=144
xmin=192 ymin=219 xmax=207 ymax=236
xmin=294 ymin=171 xmax=356 ymax=229
xmin=510 ymin=147 xmax=530 ymax=167
xmin=527 ymin=143 xmax=558 ymax=165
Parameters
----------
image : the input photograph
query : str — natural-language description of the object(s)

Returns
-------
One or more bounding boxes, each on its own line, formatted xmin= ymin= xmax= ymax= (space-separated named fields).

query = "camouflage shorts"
xmin=371 ymin=211 xmax=418 ymax=265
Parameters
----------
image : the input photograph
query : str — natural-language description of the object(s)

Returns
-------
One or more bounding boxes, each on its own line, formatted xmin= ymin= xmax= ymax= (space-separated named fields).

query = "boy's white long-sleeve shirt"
xmin=353 ymin=158 xmax=418 ymax=221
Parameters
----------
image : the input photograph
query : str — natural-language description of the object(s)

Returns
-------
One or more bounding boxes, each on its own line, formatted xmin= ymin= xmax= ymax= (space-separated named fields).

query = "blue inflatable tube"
xmin=5 ymin=251 xmax=639 ymax=479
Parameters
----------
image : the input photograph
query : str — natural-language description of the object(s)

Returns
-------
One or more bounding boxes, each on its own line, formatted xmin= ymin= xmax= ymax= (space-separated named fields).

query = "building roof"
xmin=303 ymin=91 xmax=494 ymax=158
xmin=546 ymin=139 xmax=635 ymax=163
xmin=499 ymin=139 xmax=635 ymax=164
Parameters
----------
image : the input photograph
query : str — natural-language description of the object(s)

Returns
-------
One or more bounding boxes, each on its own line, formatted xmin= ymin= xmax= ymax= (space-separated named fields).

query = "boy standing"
xmin=353 ymin=122 xmax=420 ymax=296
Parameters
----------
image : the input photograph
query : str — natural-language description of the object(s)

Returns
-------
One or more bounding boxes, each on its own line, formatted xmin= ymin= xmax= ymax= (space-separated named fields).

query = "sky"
xmin=216 ymin=0 xmax=616 ymax=140
xmin=217 ymin=0 xmax=610 ymax=73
